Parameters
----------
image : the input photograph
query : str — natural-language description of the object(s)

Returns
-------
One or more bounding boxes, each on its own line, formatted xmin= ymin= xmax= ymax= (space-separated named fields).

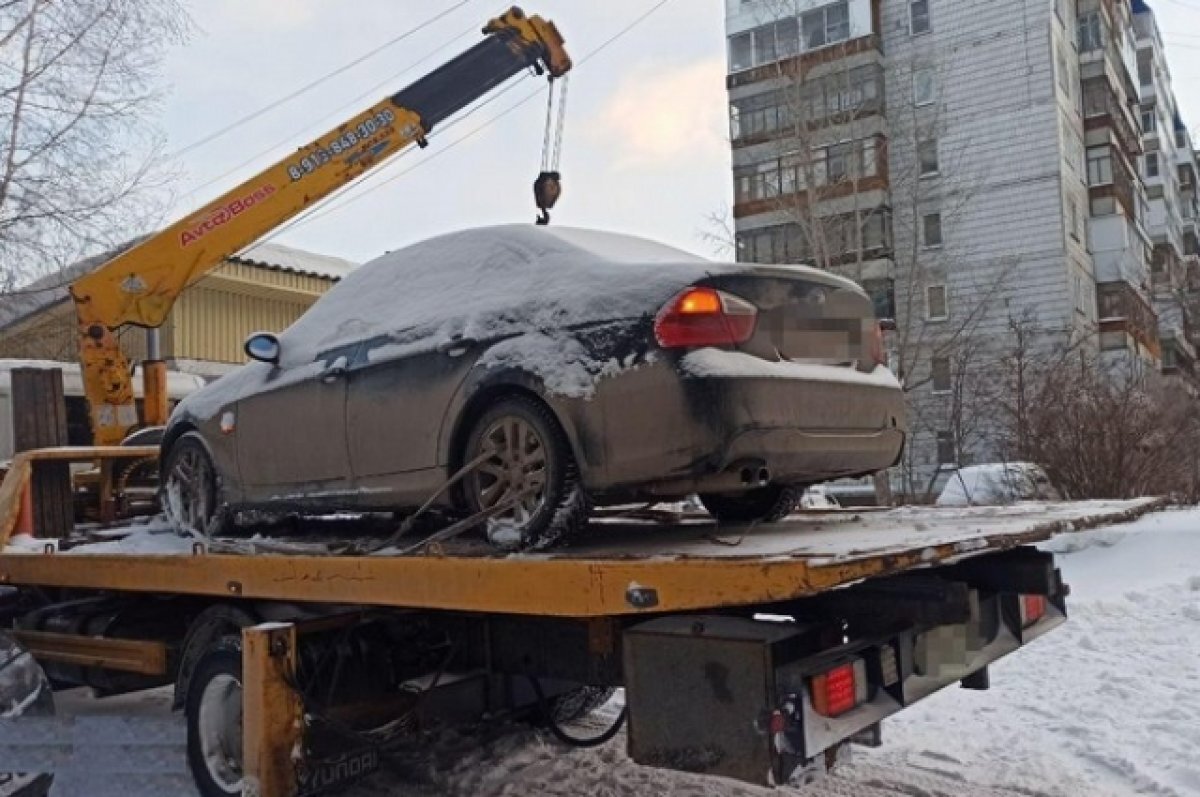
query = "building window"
xmin=802 ymin=1 xmax=850 ymax=50
xmin=730 ymin=32 xmax=753 ymax=72
xmin=932 ymin=356 xmax=952 ymax=393
xmin=936 ymin=431 xmax=957 ymax=465
xmin=730 ymin=2 xmax=851 ymax=73
xmin=926 ymin=285 xmax=948 ymax=320
xmin=1078 ymin=12 xmax=1102 ymax=53
xmin=1146 ymin=152 xmax=1160 ymax=178
xmin=1068 ymin=197 xmax=1080 ymax=241
xmin=1142 ymin=110 xmax=1155 ymax=134
xmin=1086 ymin=146 xmax=1112 ymax=186
xmin=913 ymin=67 xmax=936 ymax=106
xmin=918 ymin=138 xmax=939 ymax=176
xmin=910 ymin=0 xmax=931 ymax=34
xmin=922 ymin=212 xmax=943 ymax=247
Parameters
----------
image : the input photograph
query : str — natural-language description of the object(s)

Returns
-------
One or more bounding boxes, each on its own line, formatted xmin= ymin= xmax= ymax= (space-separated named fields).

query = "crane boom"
xmin=69 ymin=7 xmax=570 ymax=446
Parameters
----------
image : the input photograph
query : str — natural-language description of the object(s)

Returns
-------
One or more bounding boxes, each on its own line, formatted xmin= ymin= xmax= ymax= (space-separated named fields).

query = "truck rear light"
xmin=654 ymin=287 xmax=758 ymax=349
xmin=1020 ymin=594 xmax=1047 ymax=627
xmin=810 ymin=659 xmax=868 ymax=718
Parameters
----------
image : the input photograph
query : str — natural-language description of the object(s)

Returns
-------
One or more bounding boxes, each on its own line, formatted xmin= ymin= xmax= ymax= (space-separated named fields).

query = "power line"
xmin=255 ymin=0 xmax=679 ymax=245
xmin=185 ymin=18 xmax=487 ymax=198
xmin=169 ymin=0 xmax=478 ymax=159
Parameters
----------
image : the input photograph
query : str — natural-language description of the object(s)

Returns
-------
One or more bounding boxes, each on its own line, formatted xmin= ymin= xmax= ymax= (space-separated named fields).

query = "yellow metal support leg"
xmin=242 ymin=623 xmax=303 ymax=797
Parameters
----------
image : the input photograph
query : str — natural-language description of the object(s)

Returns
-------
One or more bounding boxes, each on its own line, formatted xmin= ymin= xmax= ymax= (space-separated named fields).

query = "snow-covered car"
xmin=160 ymin=226 xmax=906 ymax=549
xmin=936 ymin=462 xmax=1059 ymax=507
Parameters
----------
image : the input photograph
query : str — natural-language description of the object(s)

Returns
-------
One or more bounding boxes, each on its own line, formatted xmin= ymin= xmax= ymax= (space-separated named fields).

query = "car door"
xmin=345 ymin=331 xmax=481 ymax=478
xmin=235 ymin=347 xmax=355 ymax=488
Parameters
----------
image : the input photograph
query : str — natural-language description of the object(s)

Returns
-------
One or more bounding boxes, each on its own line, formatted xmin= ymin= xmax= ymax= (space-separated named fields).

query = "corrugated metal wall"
xmin=0 ymin=261 xmax=336 ymax=366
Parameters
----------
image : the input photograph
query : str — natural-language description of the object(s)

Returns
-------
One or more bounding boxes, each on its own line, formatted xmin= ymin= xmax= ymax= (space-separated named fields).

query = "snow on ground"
xmin=40 ymin=505 xmax=1200 ymax=796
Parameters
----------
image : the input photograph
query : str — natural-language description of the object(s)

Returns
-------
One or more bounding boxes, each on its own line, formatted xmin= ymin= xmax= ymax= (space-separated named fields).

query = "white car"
xmin=936 ymin=463 xmax=1059 ymax=507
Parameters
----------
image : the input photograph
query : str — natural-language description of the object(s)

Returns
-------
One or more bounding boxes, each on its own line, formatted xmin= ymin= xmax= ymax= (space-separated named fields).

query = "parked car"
xmin=936 ymin=462 xmax=1059 ymax=507
xmin=160 ymin=226 xmax=906 ymax=549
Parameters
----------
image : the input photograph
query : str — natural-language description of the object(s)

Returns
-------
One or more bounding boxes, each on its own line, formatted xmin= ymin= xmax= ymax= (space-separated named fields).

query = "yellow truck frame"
xmin=69 ymin=7 xmax=571 ymax=446
xmin=0 ymin=448 xmax=1168 ymax=796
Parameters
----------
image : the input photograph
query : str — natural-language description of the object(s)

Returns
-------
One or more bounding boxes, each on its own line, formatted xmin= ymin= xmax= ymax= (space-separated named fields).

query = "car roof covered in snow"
xmin=280 ymin=224 xmax=860 ymax=358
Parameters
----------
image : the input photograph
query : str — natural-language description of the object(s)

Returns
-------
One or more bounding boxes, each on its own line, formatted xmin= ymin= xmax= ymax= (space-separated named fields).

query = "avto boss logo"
xmin=180 ymin=184 xmax=277 ymax=248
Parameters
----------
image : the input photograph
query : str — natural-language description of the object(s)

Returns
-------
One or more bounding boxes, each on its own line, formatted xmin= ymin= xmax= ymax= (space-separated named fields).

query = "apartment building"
xmin=724 ymin=0 xmax=1199 ymax=494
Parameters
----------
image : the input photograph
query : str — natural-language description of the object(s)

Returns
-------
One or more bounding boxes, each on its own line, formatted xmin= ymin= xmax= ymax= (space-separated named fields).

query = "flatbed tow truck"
xmin=0 ymin=446 xmax=1167 ymax=796
xmin=0 ymin=6 xmax=1168 ymax=796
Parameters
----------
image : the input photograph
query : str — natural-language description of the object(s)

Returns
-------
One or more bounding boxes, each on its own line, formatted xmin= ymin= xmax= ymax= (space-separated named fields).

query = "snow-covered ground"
xmin=43 ymin=505 xmax=1200 ymax=796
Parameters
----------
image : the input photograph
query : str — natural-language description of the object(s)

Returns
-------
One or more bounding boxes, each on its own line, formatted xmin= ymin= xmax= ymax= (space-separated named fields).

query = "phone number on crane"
xmin=287 ymin=109 xmax=399 ymax=182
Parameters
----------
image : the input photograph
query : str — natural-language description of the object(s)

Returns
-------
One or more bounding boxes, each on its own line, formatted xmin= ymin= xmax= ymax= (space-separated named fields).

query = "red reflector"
xmin=1022 ymin=594 xmax=1047 ymax=626
xmin=654 ymin=287 xmax=758 ymax=349
xmin=811 ymin=663 xmax=857 ymax=718
xmin=768 ymin=709 xmax=786 ymax=735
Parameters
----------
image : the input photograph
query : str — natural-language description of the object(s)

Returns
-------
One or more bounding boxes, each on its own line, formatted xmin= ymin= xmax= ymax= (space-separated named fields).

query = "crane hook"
xmin=534 ymin=171 xmax=561 ymax=226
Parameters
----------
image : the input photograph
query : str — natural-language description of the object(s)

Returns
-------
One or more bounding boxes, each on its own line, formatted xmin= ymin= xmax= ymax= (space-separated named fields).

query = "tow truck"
xmin=0 ymin=6 xmax=1161 ymax=797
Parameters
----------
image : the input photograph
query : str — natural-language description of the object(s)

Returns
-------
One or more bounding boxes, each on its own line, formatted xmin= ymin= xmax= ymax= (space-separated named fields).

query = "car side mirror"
xmin=244 ymin=332 xmax=281 ymax=365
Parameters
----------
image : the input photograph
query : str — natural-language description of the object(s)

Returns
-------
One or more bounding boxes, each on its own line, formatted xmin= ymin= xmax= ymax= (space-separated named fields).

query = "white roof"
xmin=233 ymin=242 xmax=357 ymax=280
xmin=0 ymin=241 xmax=358 ymax=332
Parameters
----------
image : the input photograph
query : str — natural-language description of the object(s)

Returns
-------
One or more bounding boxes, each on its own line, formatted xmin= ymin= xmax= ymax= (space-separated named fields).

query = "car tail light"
xmin=810 ymin=659 xmax=868 ymax=718
xmin=654 ymin=287 xmax=758 ymax=349
xmin=868 ymin=322 xmax=887 ymax=367
xmin=1020 ymin=594 xmax=1047 ymax=627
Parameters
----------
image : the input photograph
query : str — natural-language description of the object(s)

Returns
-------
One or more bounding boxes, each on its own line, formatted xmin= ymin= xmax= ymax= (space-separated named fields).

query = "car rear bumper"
xmin=584 ymin=354 xmax=907 ymax=497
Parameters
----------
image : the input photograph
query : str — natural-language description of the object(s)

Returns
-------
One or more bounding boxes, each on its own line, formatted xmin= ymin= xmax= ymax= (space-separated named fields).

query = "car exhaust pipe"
xmin=645 ymin=460 xmax=770 ymax=497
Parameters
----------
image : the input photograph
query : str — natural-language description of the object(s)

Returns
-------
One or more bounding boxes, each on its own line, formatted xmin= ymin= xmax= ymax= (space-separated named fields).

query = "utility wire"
xmin=169 ymin=0 xmax=478 ymax=159
xmin=185 ymin=18 xmax=486 ymax=198
xmin=256 ymin=0 xmax=678 ymax=243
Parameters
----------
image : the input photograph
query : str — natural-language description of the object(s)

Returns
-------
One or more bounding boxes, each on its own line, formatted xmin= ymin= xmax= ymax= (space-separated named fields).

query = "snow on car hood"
xmin=176 ymin=225 xmax=858 ymax=417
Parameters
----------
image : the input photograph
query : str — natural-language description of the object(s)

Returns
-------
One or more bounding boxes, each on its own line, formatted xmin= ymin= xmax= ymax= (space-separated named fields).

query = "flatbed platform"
xmin=0 ymin=497 xmax=1163 ymax=617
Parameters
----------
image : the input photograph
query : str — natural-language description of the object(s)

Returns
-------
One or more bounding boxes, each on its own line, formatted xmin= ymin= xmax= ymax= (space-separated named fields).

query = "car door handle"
xmin=438 ymin=337 xmax=476 ymax=358
xmin=322 ymin=365 xmax=348 ymax=384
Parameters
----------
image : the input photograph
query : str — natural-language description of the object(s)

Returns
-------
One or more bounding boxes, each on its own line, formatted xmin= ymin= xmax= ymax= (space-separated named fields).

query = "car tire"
xmin=699 ymin=484 xmax=802 ymax=524
xmin=461 ymin=396 xmax=591 ymax=551
xmin=161 ymin=432 xmax=230 ymax=537
xmin=185 ymin=636 xmax=244 ymax=797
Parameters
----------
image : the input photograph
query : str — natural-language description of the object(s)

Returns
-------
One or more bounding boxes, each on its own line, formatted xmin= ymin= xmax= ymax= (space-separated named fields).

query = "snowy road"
xmin=48 ymin=506 xmax=1200 ymax=796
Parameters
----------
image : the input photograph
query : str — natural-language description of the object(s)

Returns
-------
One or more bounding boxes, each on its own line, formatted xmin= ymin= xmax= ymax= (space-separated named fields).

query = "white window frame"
xmin=922 ymin=212 xmax=943 ymax=248
xmin=926 ymin=285 xmax=949 ymax=321
xmin=931 ymin=355 xmax=952 ymax=394
xmin=910 ymin=0 xmax=932 ymax=35
xmin=913 ymin=67 xmax=936 ymax=107
xmin=918 ymin=138 xmax=939 ymax=177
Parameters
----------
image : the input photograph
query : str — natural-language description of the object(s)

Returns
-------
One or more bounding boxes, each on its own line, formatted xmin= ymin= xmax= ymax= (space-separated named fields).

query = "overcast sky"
xmin=158 ymin=0 xmax=1200 ymax=266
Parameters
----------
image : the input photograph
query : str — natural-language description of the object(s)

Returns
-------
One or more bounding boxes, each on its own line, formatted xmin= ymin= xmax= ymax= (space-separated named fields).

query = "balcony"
xmin=1082 ymin=77 xmax=1142 ymax=158
xmin=1098 ymin=281 xmax=1161 ymax=358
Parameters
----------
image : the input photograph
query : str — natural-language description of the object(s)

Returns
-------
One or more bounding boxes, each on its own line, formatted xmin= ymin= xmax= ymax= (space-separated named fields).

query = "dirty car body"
xmin=161 ymin=226 xmax=905 ymax=540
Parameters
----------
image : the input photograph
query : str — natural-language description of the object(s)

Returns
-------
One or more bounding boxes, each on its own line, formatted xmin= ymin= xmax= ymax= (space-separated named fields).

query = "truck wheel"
xmin=462 ymin=396 xmax=591 ymax=551
xmin=162 ymin=433 xmax=229 ymax=537
xmin=700 ymin=485 xmax=802 ymax=524
xmin=185 ymin=636 xmax=244 ymax=797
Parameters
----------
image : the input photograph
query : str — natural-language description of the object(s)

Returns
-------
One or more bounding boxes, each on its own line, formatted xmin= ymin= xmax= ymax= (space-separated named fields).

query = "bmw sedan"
xmin=160 ymin=225 xmax=906 ymax=550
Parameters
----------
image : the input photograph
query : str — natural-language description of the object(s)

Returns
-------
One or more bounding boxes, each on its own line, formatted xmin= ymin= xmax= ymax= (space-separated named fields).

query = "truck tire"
xmin=185 ymin=636 xmax=244 ymax=797
xmin=700 ymin=484 xmax=802 ymax=524
xmin=162 ymin=433 xmax=229 ymax=537
xmin=461 ymin=396 xmax=591 ymax=551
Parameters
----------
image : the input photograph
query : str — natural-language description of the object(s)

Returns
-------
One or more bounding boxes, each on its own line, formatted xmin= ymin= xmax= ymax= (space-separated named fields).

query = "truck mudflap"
xmin=624 ymin=548 xmax=1067 ymax=788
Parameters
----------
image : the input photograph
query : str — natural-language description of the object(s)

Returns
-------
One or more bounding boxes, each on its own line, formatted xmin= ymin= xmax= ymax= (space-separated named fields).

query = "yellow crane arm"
xmin=69 ymin=7 xmax=570 ymax=446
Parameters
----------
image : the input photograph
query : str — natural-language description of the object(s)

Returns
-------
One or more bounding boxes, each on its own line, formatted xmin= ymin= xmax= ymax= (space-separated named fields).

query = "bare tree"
xmin=0 ymin=0 xmax=189 ymax=284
